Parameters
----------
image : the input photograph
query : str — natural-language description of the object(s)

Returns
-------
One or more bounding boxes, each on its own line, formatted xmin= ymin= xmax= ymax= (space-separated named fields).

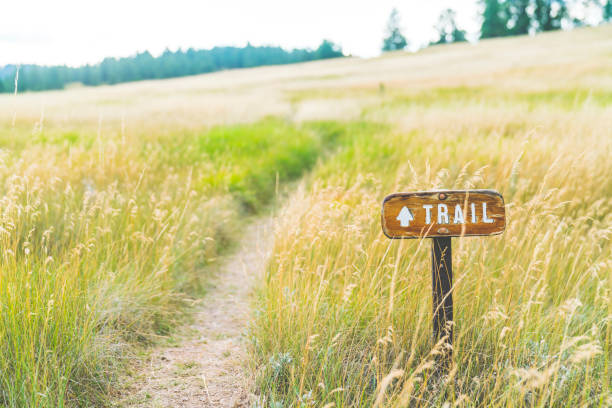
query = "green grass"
xmin=0 ymin=118 xmax=347 ymax=407
xmin=386 ymin=86 xmax=612 ymax=110
xmin=289 ymin=84 xmax=612 ymax=112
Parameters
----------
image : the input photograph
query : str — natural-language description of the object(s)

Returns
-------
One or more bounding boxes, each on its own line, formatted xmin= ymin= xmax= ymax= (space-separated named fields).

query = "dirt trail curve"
xmin=119 ymin=217 xmax=274 ymax=407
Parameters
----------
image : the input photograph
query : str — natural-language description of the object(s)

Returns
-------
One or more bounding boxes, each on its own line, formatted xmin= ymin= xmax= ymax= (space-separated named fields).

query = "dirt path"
xmin=118 ymin=217 xmax=274 ymax=407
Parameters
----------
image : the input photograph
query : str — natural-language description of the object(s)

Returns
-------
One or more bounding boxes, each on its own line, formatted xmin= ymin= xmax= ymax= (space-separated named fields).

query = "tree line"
xmin=3 ymin=1 xmax=612 ymax=93
xmin=0 ymin=40 xmax=342 ymax=93
xmin=382 ymin=0 xmax=612 ymax=50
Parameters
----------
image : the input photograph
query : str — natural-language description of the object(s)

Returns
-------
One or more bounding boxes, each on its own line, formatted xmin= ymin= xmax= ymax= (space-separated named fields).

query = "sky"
xmin=1 ymin=1 xmax=482 ymax=66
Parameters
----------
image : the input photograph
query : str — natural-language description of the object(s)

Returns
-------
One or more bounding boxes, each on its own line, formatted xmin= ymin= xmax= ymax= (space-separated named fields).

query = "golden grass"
xmin=252 ymin=110 xmax=610 ymax=408
xmin=3 ymin=25 xmax=611 ymax=131
xmin=0 ymin=116 xmax=342 ymax=405
xmin=250 ymin=28 xmax=612 ymax=408
xmin=0 ymin=24 xmax=610 ymax=407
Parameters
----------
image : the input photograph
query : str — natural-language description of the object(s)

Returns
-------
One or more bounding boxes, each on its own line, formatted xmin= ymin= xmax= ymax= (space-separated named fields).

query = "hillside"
xmin=3 ymin=26 xmax=612 ymax=130
xmin=0 ymin=26 xmax=609 ymax=407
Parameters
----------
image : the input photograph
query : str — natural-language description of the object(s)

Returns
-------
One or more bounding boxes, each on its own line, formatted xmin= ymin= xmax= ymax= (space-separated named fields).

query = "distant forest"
xmin=3 ymin=0 xmax=612 ymax=94
xmin=0 ymin=40 xmax=343 ymax=93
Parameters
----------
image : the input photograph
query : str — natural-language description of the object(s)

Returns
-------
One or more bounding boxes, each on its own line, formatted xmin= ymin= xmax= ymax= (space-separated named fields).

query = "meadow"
xmin=0 ymin=26 xmax=610 ymax=407
xmin=0 ymin=112 xmax=350 ymax=406
xmin=252 ymin=109 xmax=610 ymax=407
xmin=250 ymin=29 xmax=611 ymax=407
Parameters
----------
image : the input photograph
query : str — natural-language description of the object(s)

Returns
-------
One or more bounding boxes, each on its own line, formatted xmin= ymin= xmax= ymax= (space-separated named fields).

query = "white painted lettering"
xmin=423 ymin=204 xmax=433 ymax=224
xmin=482 ymin=202 xmax=494 ymax=223
xmin=471 ymin=202 xmax=477 ymax=223
xmin=438 ymin=204 xmax=449 ymax=224
xmin=453 ymin=204 xmax=465 ymax=224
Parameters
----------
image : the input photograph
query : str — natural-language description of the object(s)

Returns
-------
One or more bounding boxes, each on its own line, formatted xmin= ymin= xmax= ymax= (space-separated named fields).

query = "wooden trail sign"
xmin=382 ymin=190 xmax=505 ymax=239
xmin=381 ymin=189 xmax=506 ymax=368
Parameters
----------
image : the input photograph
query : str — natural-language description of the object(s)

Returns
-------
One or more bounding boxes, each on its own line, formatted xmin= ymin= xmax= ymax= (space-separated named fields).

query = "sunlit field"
xmin=0 ymin=117 xmax=348 ymax=406
xmin=252 ymin=112 xmax=610 ymax=406
xmin=249 ymin=28 xmax=611 ymax=407
xmin=0 ymin=26 xmax=610 ymax=407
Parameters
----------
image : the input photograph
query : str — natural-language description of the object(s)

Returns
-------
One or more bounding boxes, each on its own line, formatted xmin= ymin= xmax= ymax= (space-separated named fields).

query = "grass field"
xmin=0 ymin=26 xmax=610 ymax=407
xmin=0 ymin=117 xmax=347 ymax=406
xmin=252 ymin=112 xmax=610 ymax=407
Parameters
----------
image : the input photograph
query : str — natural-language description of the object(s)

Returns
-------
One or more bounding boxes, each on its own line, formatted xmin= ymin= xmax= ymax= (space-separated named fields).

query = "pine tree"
xmin=315 ymin=40 xmax=343 ymax=59
xmin=509 ymin=0 xmax=531 ymax=34
xmin=382 ymin=8 xmax=409 ymax=51
xmin=433 ymin=9 xmax=468 ymax=44
xmin=604 ymin=0 xmax=612 ymax=21
xmin=481 ymin=0 xmax=510 ymax=38
xmin=534 ymin=0 xmax=567 ymax=31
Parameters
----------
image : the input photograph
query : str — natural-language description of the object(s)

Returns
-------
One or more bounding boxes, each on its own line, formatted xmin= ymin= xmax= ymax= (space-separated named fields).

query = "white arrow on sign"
xmin=396 ymin=206 xmax=414 ymax=227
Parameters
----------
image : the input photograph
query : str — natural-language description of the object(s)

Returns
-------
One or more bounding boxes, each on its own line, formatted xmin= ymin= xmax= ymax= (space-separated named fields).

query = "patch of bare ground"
xmin=116 ymin=217 xmax=274 ymax=407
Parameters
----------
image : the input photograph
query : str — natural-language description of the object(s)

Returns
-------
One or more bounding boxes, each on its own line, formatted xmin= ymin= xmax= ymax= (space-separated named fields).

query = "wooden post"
xmin=381 ymin=189 xmax=506 ymax=371
xmin=431 ymin=236 xmax=453 ymax=364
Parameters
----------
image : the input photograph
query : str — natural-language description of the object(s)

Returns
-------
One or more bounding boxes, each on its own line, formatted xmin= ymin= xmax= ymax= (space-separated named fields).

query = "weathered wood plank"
xmin=381 ymin=189 xmax=505 ymax=239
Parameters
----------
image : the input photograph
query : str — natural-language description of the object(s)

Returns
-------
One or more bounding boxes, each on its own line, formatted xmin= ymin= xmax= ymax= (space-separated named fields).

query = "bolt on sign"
xmin=381 ymin=189 xmax=506 ymax=368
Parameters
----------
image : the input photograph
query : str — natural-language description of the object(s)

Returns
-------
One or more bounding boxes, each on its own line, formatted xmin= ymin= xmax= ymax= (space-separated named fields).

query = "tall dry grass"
xmin=1 ymin=24 xmax=611 ymax=407
xmin=0 ymin=117 xmax=342 ymax=406
xmin=251 ymin=103 xmax=610 ymax=406
xmin=0 ymin=141 xmax=218 ymax=405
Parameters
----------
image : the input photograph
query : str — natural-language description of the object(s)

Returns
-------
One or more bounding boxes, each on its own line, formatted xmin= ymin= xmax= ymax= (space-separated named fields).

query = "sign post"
xmin=431 ymin=236 xmax=453 ymax=366
xmin=381 ymin=190 xmax=505 ymax=367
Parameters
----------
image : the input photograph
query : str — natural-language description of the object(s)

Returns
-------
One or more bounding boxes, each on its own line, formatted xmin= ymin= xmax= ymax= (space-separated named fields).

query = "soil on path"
xmin=118 ymin=217 xmax=274 ymax=407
